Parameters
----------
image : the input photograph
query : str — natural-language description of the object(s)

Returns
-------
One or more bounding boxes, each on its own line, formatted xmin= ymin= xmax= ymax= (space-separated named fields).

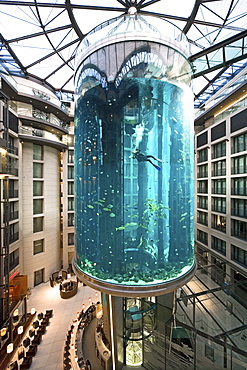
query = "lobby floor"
xmin=8 ymin=266 xmax=247 ymax=370
xmin=24 ymin=278 xmax=103 ymax=370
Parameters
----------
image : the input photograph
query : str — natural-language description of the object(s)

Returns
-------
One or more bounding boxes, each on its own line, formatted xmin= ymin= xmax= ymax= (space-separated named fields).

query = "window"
xmin=197 ymin=196 xmax=208 ymax=209
xmin=212 ymin=214 xmax=226 ymax=233
xmin=212 ymin=141 xmax=226 ymax=159
xmin=232 ymin=177 xmax=247 ymax=196
xmin=9 ymin=223 xmax=19 ymax=244
xmin=231 ymin=245 xmax=247 ymax=268
xmin=68 ymin=150 xmax=74 ymax=163
xmin=68 ymin=182 xmax=74 ymax=195
xmin=9 ymin=248 xmax=19 ymax=270
xmin=33 ymin=199 xmax=43 ymax=214
xmin=33 ymin=239 xmax=44 ymax=255
xmin=68 ymin=166 xmax=74 ymax=179
xmin=232 ymin=132 xmax=247 ymax=154
xmin=212 ymin=179 xmax=226 ymax=194
xmin=34 ymin=268 xmax=44 ymax=286
xmin=197 ymin=148 xmax=208 ymax=163
xmin=33 ymin=144 xmax=43 ymax=160
xmin=212 ymin=197 xmax=226 ymax=213
xmin=232 ymin=155 xmax=247 ymax=174
xmin=68 ymin=198 xmax=74 ymax=211
xmin=33 ymin=181 xmax=43 ymax=196
xmin=212 ymin=160 xmax=226 ymax=176
xmin=33 ymin=163 xmax=43 ymax=178
xmin=198 ymin=164 xmax=208 ymax=178
xmin=232 ymin=199 xmax=247 ymax=218
xmin=212 ymin=236 xmax=226 ymax=256
xmin=68 ymin=213 xmax=74 ymax=227
xmin=197 ymin=229 xmax=208 ymax=245
xmin=197 ymin=180 xmax=208 ymax=194
xmin=232 ymin=220 xmax=247 ymax=241
xmin=197 ymin=211 xmax=208 ymax=226
xmin=68 ymin=233 xmax=74 ymax=245
xmin=9 ymin=201 xmax=18 ymax=221
xmin=33 ymin=217 xmax=43 ymax=233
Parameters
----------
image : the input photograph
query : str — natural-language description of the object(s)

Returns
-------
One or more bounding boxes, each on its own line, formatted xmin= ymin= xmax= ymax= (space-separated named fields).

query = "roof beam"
xmin=190 ymin=29 xmax=247 ymax=78
xmin=7 ymin=25 xmax=72 ymax=43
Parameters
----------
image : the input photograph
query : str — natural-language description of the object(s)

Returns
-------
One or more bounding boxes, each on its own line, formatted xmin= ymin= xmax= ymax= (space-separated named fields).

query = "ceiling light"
xmin=128 ymin=6 xmax=137 ymax=15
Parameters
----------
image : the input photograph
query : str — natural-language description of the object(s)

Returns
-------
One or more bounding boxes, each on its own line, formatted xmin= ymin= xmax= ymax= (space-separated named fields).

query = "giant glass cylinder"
xmin=74 ymin=14 xmax=196 ymax=297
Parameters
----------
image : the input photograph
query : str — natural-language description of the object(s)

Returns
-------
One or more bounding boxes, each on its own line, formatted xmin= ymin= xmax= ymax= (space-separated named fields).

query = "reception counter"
xmin=60 ymin=281 xmax=78 ymax=299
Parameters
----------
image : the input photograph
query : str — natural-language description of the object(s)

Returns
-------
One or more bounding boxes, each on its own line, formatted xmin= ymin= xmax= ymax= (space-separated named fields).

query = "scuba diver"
xmin=133 ymin=149 xmax=163 ymax=170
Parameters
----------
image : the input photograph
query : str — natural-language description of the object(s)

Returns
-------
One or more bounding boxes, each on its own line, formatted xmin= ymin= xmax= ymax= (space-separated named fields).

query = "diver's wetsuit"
xmin=133 ymin=149 xmax=162 ymax=170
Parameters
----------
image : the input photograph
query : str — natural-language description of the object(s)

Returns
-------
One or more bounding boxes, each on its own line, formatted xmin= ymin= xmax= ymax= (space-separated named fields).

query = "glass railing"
xmin=7 ymin=189 xmax=18 ymax=198
xmin=16 ymin=104 xmax=68 ymax=131
xmin=19 ymin=126 xmax=68 ymax=145
xmin=9 ymin=256 xmax=19 ymax=270
xmin=6 ymin=166 xmax=18 ymax=177
xmin=7 ymin=145 xmax=18 ymax=155
xmin=9 ymin=231 xmax=19 ymax=244
xmin=3 ymin=211 xmax=19 ymax=223
xmin=32 ymin=88 xmax=51 ymax=101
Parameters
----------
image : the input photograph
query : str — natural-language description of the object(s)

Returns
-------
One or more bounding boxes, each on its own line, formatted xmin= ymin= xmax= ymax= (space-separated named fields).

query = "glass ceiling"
xmin=0 ymin=0 xmax=246 ymax=109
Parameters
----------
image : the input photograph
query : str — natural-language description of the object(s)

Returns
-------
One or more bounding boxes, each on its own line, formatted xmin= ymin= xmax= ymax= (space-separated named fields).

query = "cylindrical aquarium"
xmin=73 ymin=13 xmax=196 ymax=296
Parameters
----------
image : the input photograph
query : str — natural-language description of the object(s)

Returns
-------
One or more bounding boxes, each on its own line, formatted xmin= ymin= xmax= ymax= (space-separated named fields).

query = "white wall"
xmin=22 ymin=142 xmax=61 ymax=288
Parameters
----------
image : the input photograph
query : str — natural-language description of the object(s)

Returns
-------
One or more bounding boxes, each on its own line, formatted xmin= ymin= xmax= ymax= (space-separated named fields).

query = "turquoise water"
xmin=74 ymin=77 xmax=194 ymax=286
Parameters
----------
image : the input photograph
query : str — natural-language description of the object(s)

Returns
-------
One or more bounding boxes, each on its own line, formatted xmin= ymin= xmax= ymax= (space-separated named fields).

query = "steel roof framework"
xmin=0 ymin=0 xmax=246 ymax=107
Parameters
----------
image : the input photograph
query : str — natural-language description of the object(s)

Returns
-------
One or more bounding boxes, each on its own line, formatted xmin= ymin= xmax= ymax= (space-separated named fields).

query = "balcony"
xmin=9 ymin=256 xmax=19 ymax=271
xmin=7 ymin=145 xmax=18 ymax=156
xmin=19 ymin=126 xmax=68 ymax=151
xmin=9 ymin=189 xmax=18 ymax=199
xmin=232 ymin=228 xmax=247 ymax=241
xmin=6 ymin=166 xmax=18 ymax=177
xmin=9 ymin=232 xmax=19 ymax=244
xmin=3 ymin=189 xmax=19 ymax=199
xmin=3 ymin=211 xmax=19 ymax=222
xmin=18 ymin=105 xmax=69 ymax=136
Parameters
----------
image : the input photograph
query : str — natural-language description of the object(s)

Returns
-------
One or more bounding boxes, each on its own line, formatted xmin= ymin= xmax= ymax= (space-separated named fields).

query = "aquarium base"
xmin=72 ymin=257 xmax=197 ymax=298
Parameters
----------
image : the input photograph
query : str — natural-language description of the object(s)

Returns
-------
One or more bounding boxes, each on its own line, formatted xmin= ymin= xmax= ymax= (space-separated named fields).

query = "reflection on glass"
xmin=74 ymin=15 xmax=195 ymax=289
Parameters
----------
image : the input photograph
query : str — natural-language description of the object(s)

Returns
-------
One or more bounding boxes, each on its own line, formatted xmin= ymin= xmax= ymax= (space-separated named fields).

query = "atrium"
xmin=0 ymin=1 xmax=246 ymax=369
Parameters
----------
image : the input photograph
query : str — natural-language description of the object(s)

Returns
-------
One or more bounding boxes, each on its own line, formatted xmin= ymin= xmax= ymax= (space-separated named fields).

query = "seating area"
xmin=50 ymin=268 xmax=74 ymax=288
xmin=8 ymin=310 xmax=53 ymax=370
xmin=63 ymin=305 xmax=96 ymax=370
xmin=60 ymin=280 xmax=78 ymax=299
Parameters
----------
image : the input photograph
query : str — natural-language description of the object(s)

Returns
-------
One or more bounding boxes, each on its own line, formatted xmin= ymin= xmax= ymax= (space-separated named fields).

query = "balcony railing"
xmin=212 ymin=224 xmax=226 ymax=233
xmin=19 ymin=126 xmax=68 ymax=145
xmin=9 ymin=256 xmax=19 ymax=271
xmin=7 ymin=145 xmax=18 ymax=156
xmin=6 ymin=166 xmax=18 ymax=177
xmin=32 ymin=108 xmax=68 ymax=130
xmin=9 ymin=189 xmax=19 ymax=199
xmin=32 ymin=88 xmax=51 ymax=101
xmin=9 ymin=232 xmax=19 ymax=244
xmin=231 ymin=208 xmax=247 ymax=218
xmin=212 ymin=206 xmax=226 ymax=213
xmin=3 ymin=211 xmax=19 ymax=222
xmin=231 ymin=228 xmax=247 ymax=241
xmin=3 ymin=189 xmax=19 ymax=199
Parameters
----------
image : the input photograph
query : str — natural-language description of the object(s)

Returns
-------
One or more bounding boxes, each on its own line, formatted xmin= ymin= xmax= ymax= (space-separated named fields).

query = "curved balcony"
xmin=3 ymin=76 xmax=72 ymax=124
xmin=19 ymin=126 xmax=68 ymax=151
xmin=18 ymin=106 xmax=69 ymax=136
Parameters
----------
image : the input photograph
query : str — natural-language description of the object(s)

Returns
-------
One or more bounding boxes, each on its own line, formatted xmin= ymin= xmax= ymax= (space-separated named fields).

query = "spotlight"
xmin=31 ymin=307 xmax=36 ymax=315
xmin=18 ymin=326 xmax=23 ymax=335
xmin=7 ymin=343 xmax=13 ymax=353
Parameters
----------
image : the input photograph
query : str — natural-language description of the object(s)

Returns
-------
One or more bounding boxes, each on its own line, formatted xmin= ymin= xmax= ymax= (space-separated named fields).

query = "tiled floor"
xmin=24 ymin=278 xmax=101 ymax=370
